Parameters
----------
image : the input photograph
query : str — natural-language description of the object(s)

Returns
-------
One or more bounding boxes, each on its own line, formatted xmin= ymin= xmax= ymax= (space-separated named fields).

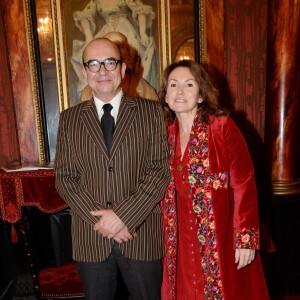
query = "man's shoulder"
xmin=61 ymin=99 xmax=93 ymax=117
xmin=125 ymin=94 xmax=160 ymax=109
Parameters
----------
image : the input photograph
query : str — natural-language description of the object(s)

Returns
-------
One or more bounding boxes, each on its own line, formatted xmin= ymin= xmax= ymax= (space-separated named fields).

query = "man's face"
xmin=82 ymin=39 xmax=126 ymax=102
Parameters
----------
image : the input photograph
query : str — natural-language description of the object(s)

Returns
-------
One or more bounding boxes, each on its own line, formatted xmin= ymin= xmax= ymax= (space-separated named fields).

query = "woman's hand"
xmin=235 ymin=248 xmax=256 ymax=270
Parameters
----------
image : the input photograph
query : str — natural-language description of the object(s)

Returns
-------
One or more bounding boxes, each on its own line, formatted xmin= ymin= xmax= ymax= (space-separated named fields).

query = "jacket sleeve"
xmin=224 ymin=117 xmax=260 ymax=249
xmin=54 ymin=109 xmax=104 ymax=226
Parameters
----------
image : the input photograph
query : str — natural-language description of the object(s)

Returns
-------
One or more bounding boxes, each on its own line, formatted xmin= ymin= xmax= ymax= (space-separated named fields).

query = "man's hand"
xmin=235 ymin=248 xmax=256 ymax=270
xmin=113 ymin=227 xmax=137 ymax=244
xmin=90 ymin=209 xmax=125 ymax=239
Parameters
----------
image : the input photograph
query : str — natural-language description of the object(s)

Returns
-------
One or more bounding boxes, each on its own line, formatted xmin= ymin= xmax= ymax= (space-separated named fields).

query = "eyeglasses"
xmin=83 ymin=59 xmax=122 ymax=73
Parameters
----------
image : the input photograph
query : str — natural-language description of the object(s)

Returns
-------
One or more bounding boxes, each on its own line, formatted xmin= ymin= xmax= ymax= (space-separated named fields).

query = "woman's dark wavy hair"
xmin=158 ymin=60 xmax=227 ymax=125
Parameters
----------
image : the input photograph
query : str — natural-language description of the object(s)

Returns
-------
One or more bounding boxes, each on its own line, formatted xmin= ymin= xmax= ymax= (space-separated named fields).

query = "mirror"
xmin=36 ymin=0 xmax=59 ymax=162
xmin=170 ymin=0 xmax=206 ymax=63
xmin=170 ymin=0 xmax=195 ymax=62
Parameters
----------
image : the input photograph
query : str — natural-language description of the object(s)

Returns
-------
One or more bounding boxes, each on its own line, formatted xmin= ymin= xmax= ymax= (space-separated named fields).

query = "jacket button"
xmin=108 ymin=166 xmax=114 ymax=171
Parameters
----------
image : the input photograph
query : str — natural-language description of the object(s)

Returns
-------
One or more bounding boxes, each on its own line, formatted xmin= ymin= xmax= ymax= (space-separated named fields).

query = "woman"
xmin=159 ymin=60 xmax=269 ymax=299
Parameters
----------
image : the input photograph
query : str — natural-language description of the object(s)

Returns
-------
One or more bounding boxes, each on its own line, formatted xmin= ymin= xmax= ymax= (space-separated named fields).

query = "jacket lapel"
xmin=110 ymin=94 xmax=137 ymax=159
xmin=80 ymin=99 xmax=109 ymax=159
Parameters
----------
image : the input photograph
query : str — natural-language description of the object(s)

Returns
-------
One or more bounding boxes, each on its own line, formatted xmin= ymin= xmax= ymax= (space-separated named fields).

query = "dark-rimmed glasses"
xmin=83 ymin=59 xmax=122 ymax=73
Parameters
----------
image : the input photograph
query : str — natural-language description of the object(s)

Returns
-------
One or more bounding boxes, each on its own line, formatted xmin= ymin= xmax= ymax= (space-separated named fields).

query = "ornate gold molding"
xmin=199 ymin=0 xmax=207 ymax=64
xmin=51 ymin=0 xmax=70 ymax=112
xmin=158 ymin=1 xmax=171 ymax=75
xmin=23 ymin=0 xmax=46 ymax=164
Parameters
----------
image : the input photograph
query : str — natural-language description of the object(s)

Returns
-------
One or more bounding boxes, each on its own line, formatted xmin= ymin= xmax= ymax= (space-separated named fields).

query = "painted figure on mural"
xmin=159 ymin=60 xmax=270 ymax=300
xmin=71 ymin=0 xmax=158 ymax=99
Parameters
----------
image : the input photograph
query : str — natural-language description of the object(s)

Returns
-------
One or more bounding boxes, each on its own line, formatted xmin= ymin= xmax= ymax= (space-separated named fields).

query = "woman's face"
xmin=165 ymin=66 xmax=203 ymax=116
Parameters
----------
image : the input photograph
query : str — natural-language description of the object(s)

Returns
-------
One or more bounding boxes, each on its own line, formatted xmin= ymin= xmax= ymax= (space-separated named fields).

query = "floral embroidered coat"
xmin=161 ymin=115 xmax=269 ymax=300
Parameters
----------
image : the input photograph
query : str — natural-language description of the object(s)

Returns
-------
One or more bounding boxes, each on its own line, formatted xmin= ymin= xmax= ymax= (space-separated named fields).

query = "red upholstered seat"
xmin=39 ymin=261 xmax=84 ymax=298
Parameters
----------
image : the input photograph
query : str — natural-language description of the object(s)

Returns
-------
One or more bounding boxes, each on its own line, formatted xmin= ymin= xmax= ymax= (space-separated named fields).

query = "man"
xmin=80 ymin=31 xmax=159 ymax=102
xmin=54 ymin=37 xmax=169 ymax=300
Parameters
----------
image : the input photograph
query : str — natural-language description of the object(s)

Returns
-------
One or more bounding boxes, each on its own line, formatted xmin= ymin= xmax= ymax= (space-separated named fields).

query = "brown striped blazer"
xmin=54 ymin=94 xmax=170 ymax=262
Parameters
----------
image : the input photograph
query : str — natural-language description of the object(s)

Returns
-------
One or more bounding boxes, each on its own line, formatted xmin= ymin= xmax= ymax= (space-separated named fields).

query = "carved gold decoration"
xmin=23 ymin=0 xmax=46 ymax=164
xmin=159 ymin=0 xmax=171 ymax=74
xmin=199 ymin=0 xmax=207 ymax=63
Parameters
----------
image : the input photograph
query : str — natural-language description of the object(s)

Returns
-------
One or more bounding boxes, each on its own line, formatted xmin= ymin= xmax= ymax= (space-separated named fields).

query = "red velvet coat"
xmin=161 ymin=115 xmax=270 ymax=300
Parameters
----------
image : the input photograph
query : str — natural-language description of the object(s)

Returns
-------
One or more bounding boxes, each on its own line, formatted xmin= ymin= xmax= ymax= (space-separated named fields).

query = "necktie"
xmin=101 ymin=103 xmax=115 ymax=153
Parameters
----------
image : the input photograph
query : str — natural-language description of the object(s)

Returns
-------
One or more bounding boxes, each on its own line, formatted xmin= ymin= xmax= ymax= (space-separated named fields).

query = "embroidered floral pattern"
xmin=234 ymin=227 xmax=260 ymax=249
xmin=161 ymin=131 xmax=177 ymax=300
xmin=187 ymin=116 xmax=228 ymax=299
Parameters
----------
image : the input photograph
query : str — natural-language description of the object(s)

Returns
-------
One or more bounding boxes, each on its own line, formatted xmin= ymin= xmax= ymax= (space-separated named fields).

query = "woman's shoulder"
xmin=208 ymin=115 xmax=242 ymax=137
xmin=208 ymin=115 xmax=231 ymax=126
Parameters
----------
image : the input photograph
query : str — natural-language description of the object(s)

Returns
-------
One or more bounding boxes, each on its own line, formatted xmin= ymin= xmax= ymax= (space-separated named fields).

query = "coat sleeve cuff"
xmin=234 ymin=227 xmax=260 ymax=249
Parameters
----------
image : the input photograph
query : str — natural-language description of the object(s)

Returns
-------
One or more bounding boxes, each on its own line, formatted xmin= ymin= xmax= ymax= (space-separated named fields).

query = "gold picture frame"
xmin=51 ymin=0 xmax=171 ymax=111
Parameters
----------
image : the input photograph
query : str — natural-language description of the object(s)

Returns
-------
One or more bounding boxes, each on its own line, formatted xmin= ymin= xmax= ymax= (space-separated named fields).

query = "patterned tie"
xmin=101 ymin=103 xmax=115 ymax=153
